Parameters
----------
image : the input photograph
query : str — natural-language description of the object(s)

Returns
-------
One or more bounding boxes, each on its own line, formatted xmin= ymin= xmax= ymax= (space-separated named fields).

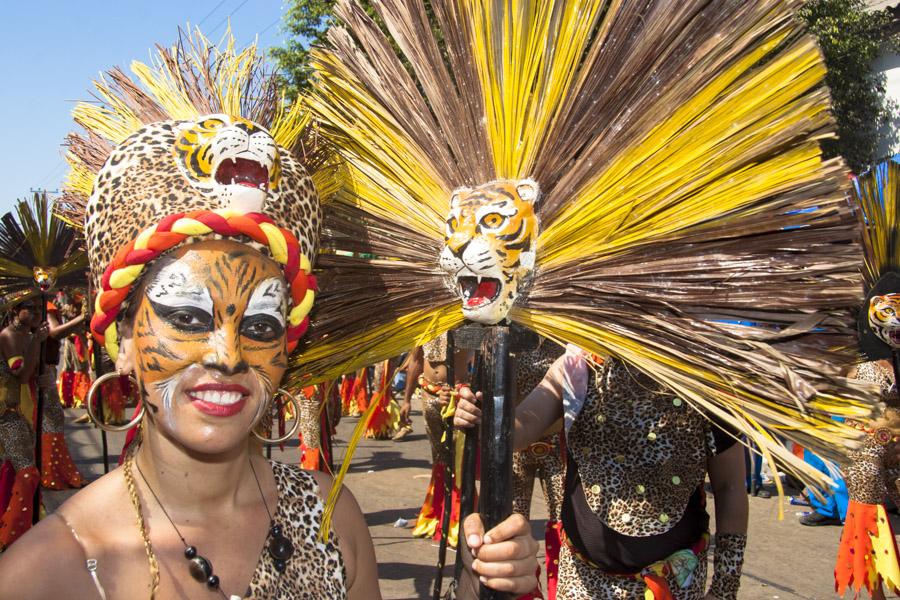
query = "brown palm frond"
xmin=302 ymin=0 xmax=876 ymax=492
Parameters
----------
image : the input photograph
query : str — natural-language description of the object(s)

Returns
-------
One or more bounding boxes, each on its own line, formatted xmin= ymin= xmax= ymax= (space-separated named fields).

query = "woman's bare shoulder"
xmin=0 ymin=468 xmax=131 ymax=599
xmin=0 ymin=513 xmax=89 ymax=599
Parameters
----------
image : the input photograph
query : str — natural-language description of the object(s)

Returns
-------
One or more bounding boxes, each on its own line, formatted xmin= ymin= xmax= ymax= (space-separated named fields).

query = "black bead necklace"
xmin=135 ymin=458 xmax=294 ymax=599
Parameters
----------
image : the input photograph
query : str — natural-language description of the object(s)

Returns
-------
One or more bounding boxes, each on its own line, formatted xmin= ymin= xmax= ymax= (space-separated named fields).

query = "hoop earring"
xmin=252 ymin=388 xmax=302 ymax=445
xmin=86 ymin=371 xmax=144 ymax=432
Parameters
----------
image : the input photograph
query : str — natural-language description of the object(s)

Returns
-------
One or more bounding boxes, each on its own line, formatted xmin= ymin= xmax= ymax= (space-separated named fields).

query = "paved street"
xmin=45 ymin=408 xmax=896 ymax=599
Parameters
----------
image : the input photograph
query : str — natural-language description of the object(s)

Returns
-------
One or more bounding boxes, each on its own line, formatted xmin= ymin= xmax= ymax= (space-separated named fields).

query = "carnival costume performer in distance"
xmin=834 ymin=158 xmax=900 ymax=599
xmin=0 ymin=29 xmax=538 ymax=600
xmin=0 ymin=192 xmax=88 ymax=548
xmin=295 ymin=0 xmax=888 ymax=597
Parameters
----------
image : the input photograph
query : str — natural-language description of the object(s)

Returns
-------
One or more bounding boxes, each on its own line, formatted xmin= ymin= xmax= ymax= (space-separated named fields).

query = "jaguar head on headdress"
xmin=869 ymin=294 xmax=900 ymax=348
xmin=173 ymin=114 xmax=281 ymax=213
xmin=439 ymin=179 xmax=539 ymax=324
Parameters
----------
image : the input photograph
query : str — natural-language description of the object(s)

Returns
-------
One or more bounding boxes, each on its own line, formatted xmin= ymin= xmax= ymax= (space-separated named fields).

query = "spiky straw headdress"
xmin=59 ymin=29 xmax=340 ymax=359
xmin=299 ymin=0 xmax=877 ymax=495
xmin=854 ymin=158 xmax=900 ymax=360
xmin=0 ymin=192 xmax=87 ymax=310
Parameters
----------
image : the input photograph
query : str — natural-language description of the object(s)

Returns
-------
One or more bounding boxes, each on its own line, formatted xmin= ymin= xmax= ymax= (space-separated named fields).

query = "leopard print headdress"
xmin=60 ymin=29 xmax=338 ymax=359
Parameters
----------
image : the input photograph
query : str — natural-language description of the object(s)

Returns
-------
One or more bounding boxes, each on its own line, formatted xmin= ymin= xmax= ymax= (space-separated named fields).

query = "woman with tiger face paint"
xmin=0 ymin=30 xmax=538 ymax=600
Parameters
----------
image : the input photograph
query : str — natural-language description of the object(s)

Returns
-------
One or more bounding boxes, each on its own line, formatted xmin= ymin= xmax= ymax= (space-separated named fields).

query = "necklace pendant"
xmin=188 ymin=555 xmax=213 ymax=582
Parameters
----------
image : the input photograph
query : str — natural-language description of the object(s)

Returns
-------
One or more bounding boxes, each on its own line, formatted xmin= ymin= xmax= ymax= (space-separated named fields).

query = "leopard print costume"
xmin=561 ymin=357 xmax=731 ymax=599
xmin=512 ymin=340 xmax=565 ymax=521
xmin=0 ymin=361 xmax=34 ymax=471
xmin=299 ymin=388 xmax=322 ymax=456
xmin=846 ymin=362 xmax=900 ymax=505
xmin=567 ymin=358 xmax=715 ymax=537
xmin=246 ymin=461 xmax=346 ymax=598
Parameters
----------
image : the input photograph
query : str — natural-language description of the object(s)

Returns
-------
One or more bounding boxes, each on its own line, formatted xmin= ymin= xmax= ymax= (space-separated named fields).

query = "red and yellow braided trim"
xmin=90 ymin=209 xmax=316 ymax=359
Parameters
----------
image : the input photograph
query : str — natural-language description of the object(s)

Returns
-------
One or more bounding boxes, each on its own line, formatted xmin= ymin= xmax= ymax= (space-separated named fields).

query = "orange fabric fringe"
xmin=835 ymin=500 xmax=900 ymax=598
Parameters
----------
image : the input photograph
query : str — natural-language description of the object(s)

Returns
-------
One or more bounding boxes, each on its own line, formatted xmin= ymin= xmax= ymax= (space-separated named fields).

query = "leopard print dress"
xmin=845 ymin=362 xmax=900 ymax=506
xmin=0 ymin=360 xmax=34 ymax=472
xmin=245 ymin=461 xmax=346 ymax=598
xmin=559 ymin=358 xmax=715 ymax=600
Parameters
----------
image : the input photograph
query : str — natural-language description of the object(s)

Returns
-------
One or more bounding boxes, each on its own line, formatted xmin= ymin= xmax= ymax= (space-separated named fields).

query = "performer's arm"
xmin=706 ymin=443 xmax=748 ymax=600
xmin=46 ymin=309 xmax=84 ymax=340
xmin=400 ymin=347 xmax=423 ymax=423
xmin=454 ymin=354 xmax=564 ymax=451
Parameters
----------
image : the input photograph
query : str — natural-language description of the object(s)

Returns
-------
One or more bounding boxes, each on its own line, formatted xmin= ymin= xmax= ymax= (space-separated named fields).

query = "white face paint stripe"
xmin=146 ymin=261 xmax=214 ymax=313
xmin=246 ymin=277 xmax=287 ymax=326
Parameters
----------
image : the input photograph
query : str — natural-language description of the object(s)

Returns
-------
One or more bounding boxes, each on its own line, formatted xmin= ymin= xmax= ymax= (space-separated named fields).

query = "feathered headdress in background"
xmin=299 ymin=0 xmax=877 ymax=493
xmin=853 ymin=158 xmax=900 ymax=363
xmin=0 ymin=192 xmax=87 ymax=309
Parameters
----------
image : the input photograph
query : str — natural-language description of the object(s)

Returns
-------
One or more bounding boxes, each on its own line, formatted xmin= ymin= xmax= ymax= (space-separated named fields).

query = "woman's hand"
xmin=453 ymin=387 xmax=482 ymax=429
xmin=463 ymin=512 xmax=538 ymax=594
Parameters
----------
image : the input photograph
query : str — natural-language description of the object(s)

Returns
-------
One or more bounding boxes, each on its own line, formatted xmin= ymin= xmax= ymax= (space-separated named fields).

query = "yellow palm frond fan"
xmin=299 ymin=0 xmax=879 ymax=531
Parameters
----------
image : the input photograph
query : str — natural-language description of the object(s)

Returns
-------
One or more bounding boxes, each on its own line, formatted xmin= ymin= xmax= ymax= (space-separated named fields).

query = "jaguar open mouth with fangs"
xmin=458 ymin=276 xmax=501 ymax=308
xmin=214 ymin=157 xmax=269 ymax=191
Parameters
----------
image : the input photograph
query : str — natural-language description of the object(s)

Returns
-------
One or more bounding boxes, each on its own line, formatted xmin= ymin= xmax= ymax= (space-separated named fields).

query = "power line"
xmin=246 ymin=17 xmax=282 ymax=46
xmin=198 ymin=0 xmax=229 ymax=27
xmin=209 ymin=0 xmax=251 ymax=36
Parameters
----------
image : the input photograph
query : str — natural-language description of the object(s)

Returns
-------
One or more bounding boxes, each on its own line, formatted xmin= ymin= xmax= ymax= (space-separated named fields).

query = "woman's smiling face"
xmin=118 ymin=239 xmax=288 ymax=454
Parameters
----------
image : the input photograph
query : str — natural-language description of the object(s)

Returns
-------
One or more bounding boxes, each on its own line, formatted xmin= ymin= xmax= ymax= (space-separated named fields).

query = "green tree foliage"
xmin=269 ymin=0 xmax=338 ymax=96
xmin=272 ymin=0 xmax=439 ymax=100
xmin=800 ymin=0 xmax=898 ymax=172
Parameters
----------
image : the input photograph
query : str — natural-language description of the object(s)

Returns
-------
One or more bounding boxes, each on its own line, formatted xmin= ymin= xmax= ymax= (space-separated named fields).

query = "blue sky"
xmin=0 ymin=0 xmax=288 ymax=217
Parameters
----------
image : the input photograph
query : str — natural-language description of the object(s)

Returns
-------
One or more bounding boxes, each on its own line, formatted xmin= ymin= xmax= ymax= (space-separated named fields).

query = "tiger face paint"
xmin=439 ymin=179 xmax=539 ymax=324
xmin=122 ymin=239 xmax=288 ymax=453
xmin=173 ymin=113 xmax=281 ymax=213
xmin=869 ymin=293 xmax=900 ymax=348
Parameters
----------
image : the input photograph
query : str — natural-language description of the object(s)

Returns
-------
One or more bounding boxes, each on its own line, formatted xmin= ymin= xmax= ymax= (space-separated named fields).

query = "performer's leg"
xmin=298 ymin=390 xmax=323 ymax=470
xmin=413 ymin=390 xmax=450 ymax=540
xmin=0 ymin=412 xmax=38 ymax=549
xmin=40 ymin=385 xmax=84 ymax=489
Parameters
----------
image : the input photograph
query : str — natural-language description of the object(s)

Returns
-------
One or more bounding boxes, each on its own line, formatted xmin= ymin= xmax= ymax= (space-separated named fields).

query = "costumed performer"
xmin=0 ymin=300 xmax=47 ymax=549
xmin=0 ymin=30 xmax=538 ymax=599
xmin=409 ymin=335 xmax=471 ymax=548
xmin=286 ymin=0 xmax=881 ymax=596
xmin=834 ymin=158 xmax=900 ymax=599
xmin=55 ymin=291 xmax=92 ymax=410
xmin=456 ymin=347 xmax=748 ymax=599
xmin=40 ymin=290 xmax=86 ymax=490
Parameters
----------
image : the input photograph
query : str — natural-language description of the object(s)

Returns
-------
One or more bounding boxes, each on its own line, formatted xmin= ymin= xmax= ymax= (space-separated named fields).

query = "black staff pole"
xmin=31 ymin=293 xmax=48 ymax=523
xmin=433 ymin=332 xmax=457 ymax=600
xmin=451 ymin=351 xmax=484 ymax=591
xmin=478 ymin=326 xmax=514 ymax=600
xmin=86 ymin=278 xmax=110 ymax=473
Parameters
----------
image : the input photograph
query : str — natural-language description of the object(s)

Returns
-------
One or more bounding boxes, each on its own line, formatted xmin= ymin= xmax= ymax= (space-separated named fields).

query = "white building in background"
xmin=865 ymin=1 xmax=900 ymax=156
